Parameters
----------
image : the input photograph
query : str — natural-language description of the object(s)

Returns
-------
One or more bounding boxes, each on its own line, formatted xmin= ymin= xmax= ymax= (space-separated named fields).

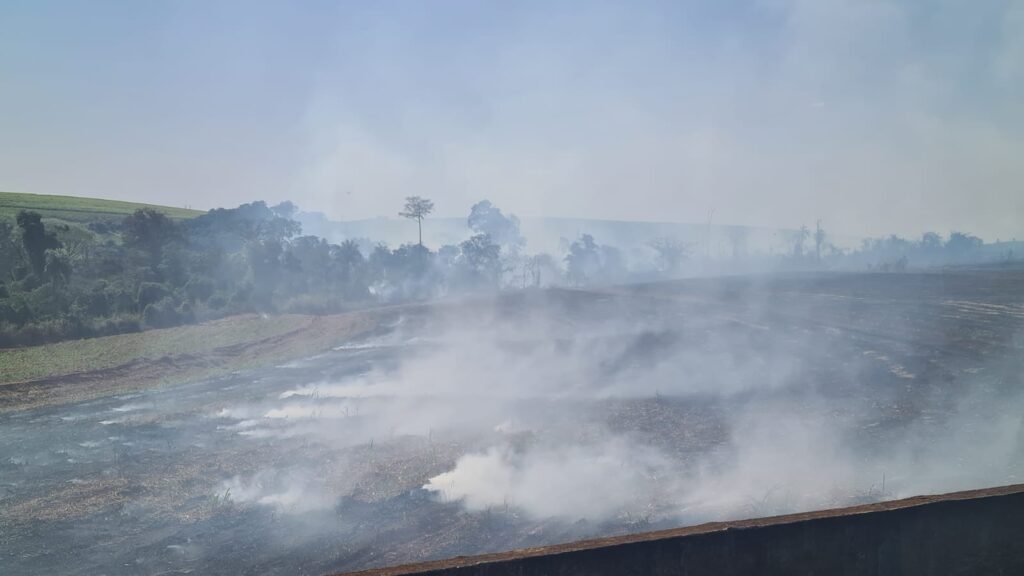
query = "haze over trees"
xmin=468 ymin=200 xmax=524 ymax=255
xmin=649 ymin=236 xmax=690 ymax=275
xmin=565 ymin=234 xmax=626 ymax=286
xmin=0 ymin=193 xmax=1012 ymax=348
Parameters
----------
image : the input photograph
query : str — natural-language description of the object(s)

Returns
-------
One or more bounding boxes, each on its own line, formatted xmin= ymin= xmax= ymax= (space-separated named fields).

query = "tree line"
xmin=0 ymin=194 xmax=1007 ymax=348
xmin=0 ymin=197 xmax=567 ymax=347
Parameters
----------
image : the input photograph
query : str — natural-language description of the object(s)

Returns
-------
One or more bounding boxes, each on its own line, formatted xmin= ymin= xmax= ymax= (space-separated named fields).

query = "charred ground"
xmin=1 ymin=266 xmax=1022 ymax=575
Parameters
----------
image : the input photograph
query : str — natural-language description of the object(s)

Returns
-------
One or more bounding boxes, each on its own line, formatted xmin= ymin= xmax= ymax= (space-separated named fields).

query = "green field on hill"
xmin=0 ymin=191 xmax=202 ymax=223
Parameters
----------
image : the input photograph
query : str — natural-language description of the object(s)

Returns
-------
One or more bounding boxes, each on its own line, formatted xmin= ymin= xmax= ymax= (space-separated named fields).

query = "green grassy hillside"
xmin=0 ymin=191 xmax=203 ymax=223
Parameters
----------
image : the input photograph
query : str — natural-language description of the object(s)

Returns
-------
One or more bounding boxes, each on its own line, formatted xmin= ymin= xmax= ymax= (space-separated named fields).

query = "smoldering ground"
xmin=2 ymin=270 xmax=1023 ymax=575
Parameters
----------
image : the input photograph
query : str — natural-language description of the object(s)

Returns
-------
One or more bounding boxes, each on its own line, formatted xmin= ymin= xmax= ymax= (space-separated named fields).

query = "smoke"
xmin=221 ymin=469 xmax=335 ymax=514
xmin=3 ymin=2 xmax=1023 ymax=238
xmin=295 ymin=0 xmax=1024 ymax=240
xmin=424 ymin=439 xmax=676 ymax=521
xmin=421 ymin=372 xmax=1024 ymax=525
xmin=416 ymin=402 xmax=861 ymax=524
xmin=4 ymin=2 xmax=1023 ymax=573
xmin=209 ymin=286 xmax=1024 ymax=534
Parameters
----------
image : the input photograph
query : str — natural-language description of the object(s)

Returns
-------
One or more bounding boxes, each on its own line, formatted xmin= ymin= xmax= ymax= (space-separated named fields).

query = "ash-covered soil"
xmin=2 ymin=268 xmax=1023 ymax=575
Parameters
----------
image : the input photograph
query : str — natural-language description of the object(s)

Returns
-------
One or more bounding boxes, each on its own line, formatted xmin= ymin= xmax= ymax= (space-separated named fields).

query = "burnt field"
xmin=2 ymin=267 xmax=1023 ymax=575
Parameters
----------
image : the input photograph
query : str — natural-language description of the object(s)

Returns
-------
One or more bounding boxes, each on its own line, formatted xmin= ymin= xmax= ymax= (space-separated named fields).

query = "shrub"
xmin=207 ymin=293 xmax=227 ymax=310
xmin=228 ymin=285 xmax=253 ymax=313
xmin=176 ymin=301 xmax=195 ymax=324
xmin=184 ymin=277 xmax=215 ymax=302
xmin=137 ymin=282 xmax=169 ymax=310
xmin=93 ymin=315 xmax=141 ymax=336
xmin=111 ymin=289 xmax=136 ymax=315
xmin=143 ymin=297 xmax=181 ymax=329
xmin=76 ymin=289 xmax=110 ymax=317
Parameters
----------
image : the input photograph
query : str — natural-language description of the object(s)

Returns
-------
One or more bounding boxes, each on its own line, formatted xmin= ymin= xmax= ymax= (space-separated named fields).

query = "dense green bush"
xmin=143 ymin=297 xmax=182 ymax=329
xmin=137 ymin=282 xmax=170 ymax=310
xmin=176 ymin=300 xmax=195 ymax=324
xmin=207 ymin=293 xmax=228 ymax=310
xmin=184 ymin=277 xmax=215 ymax=302
xmin=76 ymin=289 xmax=110 ymax=317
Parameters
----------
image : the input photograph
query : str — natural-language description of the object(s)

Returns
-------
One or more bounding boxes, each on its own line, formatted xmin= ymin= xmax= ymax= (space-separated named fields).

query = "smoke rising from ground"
xmin=209 ymin=283 xmax=1024 ymax=531
xmin=3 ymin=270 xmax=1021 ymax=575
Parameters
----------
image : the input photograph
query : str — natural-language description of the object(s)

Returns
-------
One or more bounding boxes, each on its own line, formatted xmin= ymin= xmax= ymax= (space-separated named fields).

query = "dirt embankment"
xmin=0 ymin=309 xmax=388 ymax=413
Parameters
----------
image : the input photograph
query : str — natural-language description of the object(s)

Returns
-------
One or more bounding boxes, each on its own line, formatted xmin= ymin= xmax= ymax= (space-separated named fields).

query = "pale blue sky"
xmin=1 ymin=1 xmax=1021 ymax=239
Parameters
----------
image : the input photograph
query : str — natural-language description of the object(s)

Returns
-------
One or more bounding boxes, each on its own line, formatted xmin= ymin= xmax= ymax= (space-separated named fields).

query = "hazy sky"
xmin=1 ymin=1 xmax=1021 ymax=239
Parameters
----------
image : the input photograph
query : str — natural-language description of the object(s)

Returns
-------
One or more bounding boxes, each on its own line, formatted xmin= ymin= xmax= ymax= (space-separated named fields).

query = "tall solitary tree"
xmin=399 ymin=196 xmax=434 ymax=247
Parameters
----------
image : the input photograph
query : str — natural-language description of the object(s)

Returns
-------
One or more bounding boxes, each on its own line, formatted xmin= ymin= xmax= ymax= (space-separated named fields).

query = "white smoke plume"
xmin=211 ymin=290 xmax=1024 ymax=529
